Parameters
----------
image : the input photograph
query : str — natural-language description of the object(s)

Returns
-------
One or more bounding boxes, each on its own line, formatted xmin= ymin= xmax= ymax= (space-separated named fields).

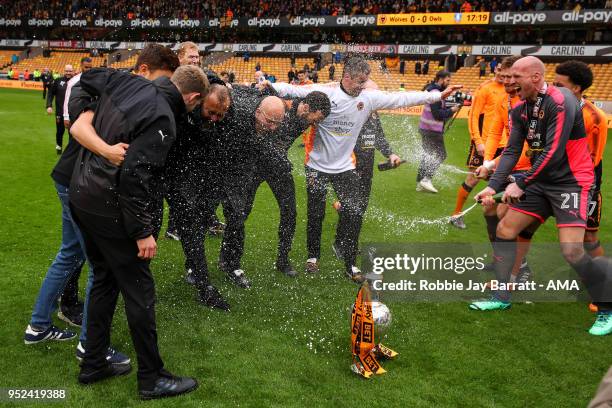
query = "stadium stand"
xmin=2 ymin=0 xmax=608 ymax=20
xmin=0 ymin=50 xmax=18 ymax=68
xmin=206 ymin=57 xmax=612 ymax=99
xmin=109 ymin=54 xmax=140 ymax=69
xmin=8 ymin=51 xmax=106 ymax=76
xmin=2 ymin=51 xmax=611 ymax=100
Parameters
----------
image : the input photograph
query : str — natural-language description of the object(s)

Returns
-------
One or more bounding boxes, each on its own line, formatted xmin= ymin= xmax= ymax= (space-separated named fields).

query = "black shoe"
xmin=78 ymin=363 xmax=132 ymax=384
xmin=516 ymin=262 xmax=533 ymax=284
xmin=197 ymin=285 xmax=230 ymax=311
xmin=226 ymin=269 xmax=251 ymax=288
xmin=58 ymin=301 xmax=84 ymax=327
xmin=55 ymin=145 xmax=62 ymax=155
xmin=276 ymin=260 xmax=298 ymax=278
xmin=139 ymin=372 xmax=198 ymax=400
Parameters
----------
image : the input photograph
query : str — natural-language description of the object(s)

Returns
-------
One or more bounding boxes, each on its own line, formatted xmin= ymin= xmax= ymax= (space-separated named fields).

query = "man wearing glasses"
xmin=208 ymin=90 xmax=287 ymax=289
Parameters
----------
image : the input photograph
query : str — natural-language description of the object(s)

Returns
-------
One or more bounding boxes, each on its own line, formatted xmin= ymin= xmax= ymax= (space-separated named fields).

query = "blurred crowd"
xmin=2 ymin=0 xmax=609 ymax=20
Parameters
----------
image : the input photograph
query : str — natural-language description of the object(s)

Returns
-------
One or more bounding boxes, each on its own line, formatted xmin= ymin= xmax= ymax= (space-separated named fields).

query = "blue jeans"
xmin=29 ymin=182 xmax=93 ymax=343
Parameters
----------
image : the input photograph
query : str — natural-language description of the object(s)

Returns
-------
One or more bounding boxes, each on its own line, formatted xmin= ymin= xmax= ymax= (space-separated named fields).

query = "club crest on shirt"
xmin=357 ymin=102 xmax=364 ymax=111
xmin=538 ymin=110 xmax=545 ymax=119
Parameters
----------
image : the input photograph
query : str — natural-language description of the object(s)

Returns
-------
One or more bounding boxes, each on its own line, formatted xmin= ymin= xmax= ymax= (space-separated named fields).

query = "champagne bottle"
xmin=377 ymin=159 xmax=406 ymax=171
xmin=478 ymin=191 xmax=505 ymax=203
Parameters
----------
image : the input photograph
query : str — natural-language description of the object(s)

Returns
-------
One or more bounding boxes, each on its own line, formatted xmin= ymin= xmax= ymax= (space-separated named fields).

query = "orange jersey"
xmin=582 ymin=99 xmax=608 ymax=167
xmin=486 ymin=93 xmax=531 ymax=171
xmin=468 ymin=80 xmax=505 ymax=146
xmin=303 ymin=126 xmax=316 ymax=164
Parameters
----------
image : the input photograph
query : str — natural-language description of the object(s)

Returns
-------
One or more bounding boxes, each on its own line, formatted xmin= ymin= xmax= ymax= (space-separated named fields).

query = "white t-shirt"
xmin=272 ymin=82 xmax=441 ymax=173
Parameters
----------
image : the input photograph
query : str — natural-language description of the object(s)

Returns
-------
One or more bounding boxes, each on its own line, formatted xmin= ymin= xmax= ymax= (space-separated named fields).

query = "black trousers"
xmin=72 ymin=207 xmax=164 ymax=391
xmin=305 ymin=166 xmax=367 ymax=271
xmin=416 ymin=129 xmax=446 ymax=182
xmin=220 ymin=166 xmax=297 ymax=272
xmin=333 ymin=153 xmax=374 ymax=252
xmin=165 ymin=196 xmax=219 ymax=235
xmin=55 ymin=115 xmax=65 ymax=147
xmin=169 ymin=182 xmax=221 ymax=287
xmin=355 ymin=152 xmax=375 ymax=210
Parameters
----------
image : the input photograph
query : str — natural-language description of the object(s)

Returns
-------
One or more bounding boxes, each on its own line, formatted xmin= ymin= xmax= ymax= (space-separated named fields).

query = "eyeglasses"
xmin=257 ymin=108 xmax=284 ymax=125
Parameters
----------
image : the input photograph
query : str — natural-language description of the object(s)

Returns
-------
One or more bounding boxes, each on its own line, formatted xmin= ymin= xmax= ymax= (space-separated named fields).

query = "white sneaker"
xmin=417 ymin=179 xmax=438 ymax=193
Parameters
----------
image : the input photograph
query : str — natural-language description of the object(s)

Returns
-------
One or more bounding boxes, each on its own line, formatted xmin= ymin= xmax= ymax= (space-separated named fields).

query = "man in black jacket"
xmin=46 ymin=64 xmax=74 ymax=154
xmin=190 ymin=91 xmax=331 ymax=282
xmin=249 ymin=92 xmax=331 ymax=277
xmin=165 ymin=83 xmax=233 ymax=310
xmin=23 ymin=45 xmax=180 ymax=367
xmin=68 ymin=65 xmax=208 ymax=400
xmin=214 ymin=90 xmax=286 ymax=288
xmin=41 ymin=68 xmax=52 ymax=100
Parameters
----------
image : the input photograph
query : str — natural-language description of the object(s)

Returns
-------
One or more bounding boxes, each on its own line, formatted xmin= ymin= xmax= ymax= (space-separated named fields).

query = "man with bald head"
xmin=165 ymin=85 xmax=287 ymax=305
xmin=254 ymin=95 xmax=285 ymax=132
xmin=245 ymin=91 xmax=331 ymax=278
xmin=46 ymin=64 xmax=74 ymax=154
xmin=213 ymin=92 xmax=287 ymax=288
xmin=473 ymin=56 xmax=612 ymax=335
xmin=252 ymin=70 xmax=266 ymax=87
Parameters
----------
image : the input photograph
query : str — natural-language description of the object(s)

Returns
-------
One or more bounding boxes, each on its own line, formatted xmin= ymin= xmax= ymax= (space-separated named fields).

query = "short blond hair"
xmin=177 ymin=41 xmax=198 ymax=59
xmin=171 ymin=65 xmax=209 ymax=95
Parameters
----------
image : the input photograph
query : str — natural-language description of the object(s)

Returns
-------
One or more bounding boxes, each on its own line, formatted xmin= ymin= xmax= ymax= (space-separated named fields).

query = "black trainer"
xmin=276 ymin=260 xmax=298 ymax=278
xmin=76 ymin=342 xmax=131 ymax=366
xmin=58 ymin=301 xmax=84 ymax=327
xmin=226 ymin=269 xmax=251 ymax=288
xmin=516 ymin=263 xmax=533 ymax=284
xmin=197 ymin=285 xmax=230 ymax=311
xmin=139 ymin=371 xmax=198 ymax=400
xmin=78 ymin=363 xmax=132 ymax=384
xmin=24 ymin=324 xmax=76 ymax=344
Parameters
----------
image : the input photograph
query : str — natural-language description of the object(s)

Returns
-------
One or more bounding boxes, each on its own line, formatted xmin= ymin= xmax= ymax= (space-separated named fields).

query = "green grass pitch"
xmin=1 ymin=88 xmax=611 ymax=407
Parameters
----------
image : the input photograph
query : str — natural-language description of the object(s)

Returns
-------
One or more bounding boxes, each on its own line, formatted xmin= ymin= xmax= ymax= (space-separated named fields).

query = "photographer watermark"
xmin=361 ymin=243 xmax=606 ymax=303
